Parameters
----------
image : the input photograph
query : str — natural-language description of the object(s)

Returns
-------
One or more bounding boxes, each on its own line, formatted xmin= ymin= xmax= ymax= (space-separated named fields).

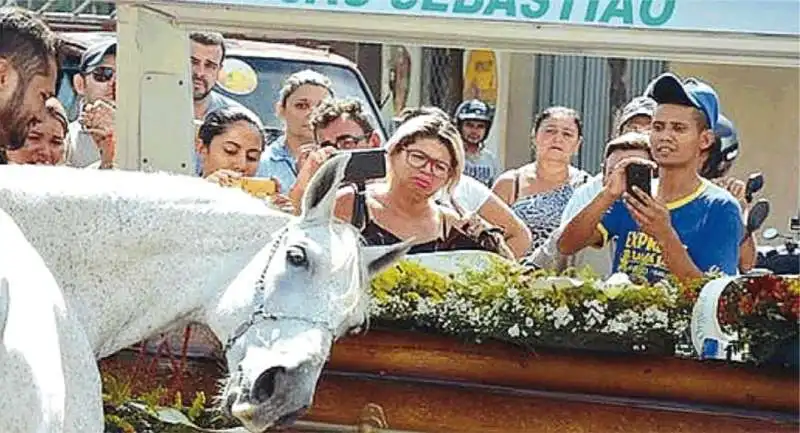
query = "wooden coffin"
xmin=99 ymin=329 xmax=799 ymax=433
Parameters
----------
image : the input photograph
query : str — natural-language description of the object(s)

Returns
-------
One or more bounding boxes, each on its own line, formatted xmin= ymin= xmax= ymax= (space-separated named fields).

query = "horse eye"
xmin=286 ymin=246 xmax=308 ymax=267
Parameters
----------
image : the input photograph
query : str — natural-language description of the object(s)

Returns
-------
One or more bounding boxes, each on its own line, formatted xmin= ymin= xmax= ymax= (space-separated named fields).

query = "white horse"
xmin=0 ymin=210 xmax=96 ymax=433
xmin=0 ymin=153 xmax=410 ymax=432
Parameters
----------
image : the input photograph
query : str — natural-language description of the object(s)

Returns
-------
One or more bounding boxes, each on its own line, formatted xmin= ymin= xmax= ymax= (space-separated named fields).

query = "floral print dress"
xmin=509 ymin=165 xmax=590 ymax=254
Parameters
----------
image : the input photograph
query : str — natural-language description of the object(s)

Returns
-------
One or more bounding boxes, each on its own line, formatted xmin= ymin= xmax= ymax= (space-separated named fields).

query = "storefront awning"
xmin=130 ymin=0 xmax=800 ymax=67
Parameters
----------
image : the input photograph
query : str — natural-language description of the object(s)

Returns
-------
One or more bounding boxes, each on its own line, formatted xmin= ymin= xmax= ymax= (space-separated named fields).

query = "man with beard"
xmin=189 ymin=31 xmax=256 ymax=175
xmin=0 ymin=7 xmax=59 ymax=164
xmin=190 ymin=31 xmax=251 ymax=120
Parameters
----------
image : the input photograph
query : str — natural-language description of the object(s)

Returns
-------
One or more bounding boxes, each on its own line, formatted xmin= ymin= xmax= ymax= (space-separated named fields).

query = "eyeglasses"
xmin=318 ymin=134 xmax=367 ymax=150
xmin=404 ymin=148 xmax=451 ymax=178
xmin=87 ymin=66 xmax=115 ymax=83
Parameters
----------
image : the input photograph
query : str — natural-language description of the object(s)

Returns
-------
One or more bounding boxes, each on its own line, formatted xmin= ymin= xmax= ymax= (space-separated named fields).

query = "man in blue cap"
xmin=558 ymin=73 xmax=743 ymax=284
xmin=64 ymin=38 xmax=117 ymax=168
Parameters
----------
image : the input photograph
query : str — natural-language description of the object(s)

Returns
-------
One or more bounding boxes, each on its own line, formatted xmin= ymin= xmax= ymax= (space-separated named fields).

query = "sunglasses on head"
xmin=86 ymin=66 xmax=115 ymax=83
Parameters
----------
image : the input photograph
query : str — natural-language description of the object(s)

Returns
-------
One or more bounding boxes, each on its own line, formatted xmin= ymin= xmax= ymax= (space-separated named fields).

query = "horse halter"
xmin=221 ymin=225 xmax=355 ymax=353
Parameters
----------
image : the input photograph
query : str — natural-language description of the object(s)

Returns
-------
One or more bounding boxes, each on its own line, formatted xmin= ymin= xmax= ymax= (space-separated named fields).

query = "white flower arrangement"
xmin=369 ymin=258 xmax=692 ymax=355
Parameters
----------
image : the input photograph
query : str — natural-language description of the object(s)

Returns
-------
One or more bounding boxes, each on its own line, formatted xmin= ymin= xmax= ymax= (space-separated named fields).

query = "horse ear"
xmin=363 ymin=241 xmax=413 ymax=278
xmin=301 ymin=152 xmax=350 ymax=221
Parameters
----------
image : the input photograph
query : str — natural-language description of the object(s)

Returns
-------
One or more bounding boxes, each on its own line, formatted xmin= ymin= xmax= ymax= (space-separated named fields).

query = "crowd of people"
xmin=0 ymin=6 xmax=756 ymax=286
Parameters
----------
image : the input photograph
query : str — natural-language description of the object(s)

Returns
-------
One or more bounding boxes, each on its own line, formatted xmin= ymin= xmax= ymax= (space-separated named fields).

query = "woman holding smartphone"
xmin=197 ymin=107 xmax=296 ymax=212
xmin=332 ymin=114 xmax=463 ymax=254
xmin=196 ymin=106 xmax=266 ymax=180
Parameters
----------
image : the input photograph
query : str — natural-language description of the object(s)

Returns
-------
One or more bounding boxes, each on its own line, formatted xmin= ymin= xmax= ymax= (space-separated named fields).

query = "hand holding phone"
xmin=297 ymin=145 xmax=336 ymax=179
xmin=625 ymin=163 xmax=653 ymax=198
xmin=343 ymin=148 xmax=387 ymax=184
xmin=238 ymin=177 xmax=279 ymax=198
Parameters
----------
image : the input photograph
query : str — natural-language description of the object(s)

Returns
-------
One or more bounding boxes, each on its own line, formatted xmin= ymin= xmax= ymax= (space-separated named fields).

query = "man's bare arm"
xmin=739 ymin=234 xmax=757 ymax=272
xmin=658 ymin=229 xmax=703 ymax=282
xmin=558 ymin=188 xmax=616 ymax=255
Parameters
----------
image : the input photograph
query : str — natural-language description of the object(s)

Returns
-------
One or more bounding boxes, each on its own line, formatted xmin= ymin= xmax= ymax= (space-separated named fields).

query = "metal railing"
xmin=2 ymin=0 xmax=116 ymax=31
xmin=290 ymin=420 xmax=420 ymax=433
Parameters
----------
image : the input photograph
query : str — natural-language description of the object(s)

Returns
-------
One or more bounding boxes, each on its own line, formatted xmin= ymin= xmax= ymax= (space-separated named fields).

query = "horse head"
xmin=215 ymin=153 xmax=410 ymax=432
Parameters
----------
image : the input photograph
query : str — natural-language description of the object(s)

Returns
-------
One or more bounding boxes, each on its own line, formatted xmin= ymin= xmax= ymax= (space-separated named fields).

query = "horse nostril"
xmin=251 ymin=366 xmax=285 ymax=403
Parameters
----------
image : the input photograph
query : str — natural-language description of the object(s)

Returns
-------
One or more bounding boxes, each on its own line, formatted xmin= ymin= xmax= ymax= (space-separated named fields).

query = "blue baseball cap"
xmin=645 ymin=73 xmax=719 ymax=130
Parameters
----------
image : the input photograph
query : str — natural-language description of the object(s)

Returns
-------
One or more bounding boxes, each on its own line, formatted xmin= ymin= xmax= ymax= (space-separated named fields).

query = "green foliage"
xmin=716 ymin=275 xmax=800 ymax=364
xmin=101 ymin=258 xmax=798 ymax=431
xmin=101 ymin=371 xmax=236 ymax=433
xmin=186 ymin=392 xmax=206 ymax=422
xmin=102 ymin=372 xmax=133 ymax=408
xmin=369 ymin=257 xmax=689 ymax=354
xmin=103 ymin=414 xmax=135 ymax=433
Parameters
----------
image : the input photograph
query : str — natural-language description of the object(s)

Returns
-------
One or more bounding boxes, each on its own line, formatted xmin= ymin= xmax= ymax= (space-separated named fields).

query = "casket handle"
xmin=358 ymin=402 xmax=389 ymax=432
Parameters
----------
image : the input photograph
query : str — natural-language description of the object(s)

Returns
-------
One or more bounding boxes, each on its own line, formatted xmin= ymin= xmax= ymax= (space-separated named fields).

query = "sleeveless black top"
xmin=356 ymin=188 xmax=491 ymax=255
xmin=361 ymin=219 xmax=448 ymax=254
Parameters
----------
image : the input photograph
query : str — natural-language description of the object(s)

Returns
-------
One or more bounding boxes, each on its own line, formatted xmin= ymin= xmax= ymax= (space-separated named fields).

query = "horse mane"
xmin=0 ymin=165 xmax=284 ymax=213
xmin=0 ymin=166 xmax=291 ymax=250
xmin=0 ymin=166 xmax=295 ymax=354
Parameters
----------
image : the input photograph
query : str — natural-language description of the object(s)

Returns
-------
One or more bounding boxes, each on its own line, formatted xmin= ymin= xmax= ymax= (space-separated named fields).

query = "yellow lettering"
xmin=619 ymin=230 xmax=671 ymax=278
xmin=619 ymin=249 xmax=631 ymax=267
xmin=624 ymin=233 xmax=636 ymax=248
xmin=633 ymin=232 xmax=646 ymax=249
xmin=645 ymin=235 xmax=661 ymax=253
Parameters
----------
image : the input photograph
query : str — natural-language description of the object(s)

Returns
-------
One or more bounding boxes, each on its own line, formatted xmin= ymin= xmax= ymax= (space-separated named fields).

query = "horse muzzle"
xmin=228 ymin=362 xmax=320 ymax=432
xmin=225 ymin=326 xmax=332 ymax=432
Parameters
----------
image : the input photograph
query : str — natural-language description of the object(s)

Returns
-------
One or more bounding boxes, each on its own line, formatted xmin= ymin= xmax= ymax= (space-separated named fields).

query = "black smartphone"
xmin=343 ymin=148 xmax=387 ymax=184
xmin=626 ymin=163 xmax=652 ymax=197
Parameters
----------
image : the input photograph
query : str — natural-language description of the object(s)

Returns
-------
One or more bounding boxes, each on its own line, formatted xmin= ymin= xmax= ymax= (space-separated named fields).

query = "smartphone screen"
xmin=343 ymin=148 xmax=387 ymax=184
xmin=238 ymin=177 xmax=278 ymax=197
xmin=626 ymin=163 xmax=652 ymax=197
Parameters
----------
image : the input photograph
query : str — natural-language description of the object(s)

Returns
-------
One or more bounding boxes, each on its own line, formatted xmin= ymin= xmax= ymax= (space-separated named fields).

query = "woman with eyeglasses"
xmin=333 ymin=114 xmax=480 ymax=254
xmin=393 ymin=106 xmax=532 ymax=258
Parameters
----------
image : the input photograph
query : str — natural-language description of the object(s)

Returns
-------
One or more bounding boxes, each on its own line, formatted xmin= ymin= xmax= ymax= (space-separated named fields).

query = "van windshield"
xmin=216 ymin=56 xmax=384 ymax=138
xmin=56 ymin=53 xmax=385 ymax=139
